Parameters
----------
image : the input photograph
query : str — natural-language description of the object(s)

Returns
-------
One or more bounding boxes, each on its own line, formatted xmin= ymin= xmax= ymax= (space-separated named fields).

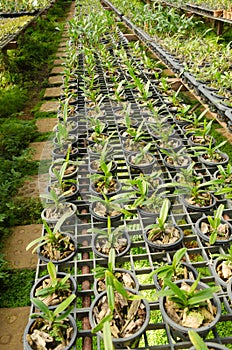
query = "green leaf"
xmin=54 ymin=294 xmax=76 ymax=316
xmin=47 ymin=262 xmax=57 ymax=281
xmin=172 ymin=248 xmax=187 ymax=270
xmin=92 ymin=313 xmax=113 ymax=333
xmin=103 ymin=321 xmax=114 ymax=350
xmin=188 ymin=330 xmax=209 ymax=350
xmin=159 ymin=198 xmax=170 ymax=225
xmin=188 ymin=286 xmax=220 ymax=306
xmin=164 ymin=278 xmax=187 ymax=306
xmin=31 ymin=298 xmax=51 ymax=315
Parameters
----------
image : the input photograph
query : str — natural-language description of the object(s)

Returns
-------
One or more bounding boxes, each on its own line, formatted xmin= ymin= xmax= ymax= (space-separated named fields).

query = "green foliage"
xmin=0 ymin=119 xmax=38 ymax=158
xmin=6 ymin=197 xmax=43 ymax=226
xmin=155 ymin=274 xmax=220 ymax=309
xmin=0 ymin=86 xmax=28 ymax=118
xmin=149 ymin=247 xmax=187 ymax=284
xmin=35 ymin=262 xmax=72 ymax=299
xmin=0 ymin=268 xmax=36 ymax=307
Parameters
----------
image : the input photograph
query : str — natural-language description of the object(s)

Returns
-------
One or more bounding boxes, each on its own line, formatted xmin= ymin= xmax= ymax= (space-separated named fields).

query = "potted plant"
xmin=88 ymin=138 xmax=117 ymax=175
xmin=143 ymin=198 xmax=184 ymax=251
xmin=89 ymin=159 xmax=121 ymax=197
xmin=128 ymin=174 xmax=167 ymax=217
xmin=195 ymin=204 xmax=232 ymax=245
xmin=115 ymin=103 xmax=138 ymax=131
xmin=26 ymin=212 xmax=77 ymax=264
xmin=149 ymin=247 xmax=198 ymax=290
xmin=126 ymin=143 xmax=156 ymax=174
xmin=188 ymin=119 xmax=214 ymax=146
xmin=89 ymin=192 xmax=131 ymax=222
xmin=211 ymin=245 xmax=232 ymax=289
xmin=40 ymin=189 xmax=77 ymax=224
xmin=193 ymin=139 xmax=229 ymax=169
xmin=156 ymin=275 xmax=221 ymax=341
xmin=162 ymin=148 xmax=192 ymax=171
xmin=89 ymin=215 xmax=131 ymax=259
xmin=48 ymin=153 xmax=79 ymax=202
xmin=93 ymin=248 xmax=139 ymax=294
xmin=30 ymin=262 xmax=76 ymax=308
xmin=89 ymin=250 xmax=150 ymax=349
xmin=24 ymin=294 xmax=77 ymax=350
xmin=87 ymin=119 xmax=109 ymax=144
xmin=172 ymin=178 xmax=218 ymax=212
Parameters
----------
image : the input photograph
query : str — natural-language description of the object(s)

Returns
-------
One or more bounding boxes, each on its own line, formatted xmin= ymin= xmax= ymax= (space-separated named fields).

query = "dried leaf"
xmin=201 ymin=222 xmax=209 ymax=234
xmin=182 ymin=310 xmax=204 ymax=328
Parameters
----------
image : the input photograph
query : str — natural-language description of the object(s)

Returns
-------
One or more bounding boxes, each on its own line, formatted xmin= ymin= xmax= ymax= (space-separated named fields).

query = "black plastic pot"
xmin=53 ymin=134 xmax=78 ymax=148
xmin=159 ymin=279 xmax=221 ymax=341
xmin=89 ymin=288 xmax=150 ymax=349
xmin=153 ymin=262 xmax=198 ymax=291
xmin=86 ymin=132 xmax=109 ymax=145
xmin=89 ymin=201 xmax=122 ymax=222
xmin=48 ymin=182 xmax=79 ymax=202
xmin=92 ymin=230 xmax=131 ymax=259
xmin=87 ymin=143 xmax=114 ymax=158
xmin=38 ymin=231 xmax=77 ymax=265
xmin=88 ymin=159 xmax=117 ymax=176
xmin=52 ymin=145 xmax=79 ymax=160
xmin=188 ymin=135 xmax=215 ymax=147
xmin=211 ymin=258 xmax=232 ymax=290
xmin=41 ymin=202 xmax=77 ymax=224
xmin=155 ymin=137 xmax=182 ymax=153
xmin=30 ymin=272 xmax=77 ymax=309
xmin=126 ymin=151 xmax=156 ymax=174
xmin=143 ymin=225 xmax=184 ymax=251
xmin=90 ymin=179 xmax=122 ymax=198
xmin=49 ymin=163 xmax=79 ymax=179
xmin=122 ymin=139 xmax=146 ymax=156
xmin=199 ymin=151 xmax=229 ymax=169
xmin=54 ymin=121 xmax=78 ymax=135
xmin=163 ymin=154 xmax=192 ymax=171
xmin=24 ymin=314 xmax=77 ymax=350
xmin=181 ymin=193 xmax=216 ymax=212
xmin=195 ymin=217 xmax=232 ymax=246
xmin=227 ymin=278 xmax=232 ymax=313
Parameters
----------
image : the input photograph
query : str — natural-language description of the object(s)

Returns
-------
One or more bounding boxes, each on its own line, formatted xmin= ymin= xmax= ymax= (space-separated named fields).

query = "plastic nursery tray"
xmin=101 ymin=0 xmax=232 ymax=129
xmin=31 ymin=25 xmax=232 ymax=350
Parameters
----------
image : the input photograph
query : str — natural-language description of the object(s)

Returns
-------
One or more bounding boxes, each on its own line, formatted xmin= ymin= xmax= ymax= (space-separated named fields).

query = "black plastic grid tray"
xmin=30 ymin=7 xmax=232 ymax=349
